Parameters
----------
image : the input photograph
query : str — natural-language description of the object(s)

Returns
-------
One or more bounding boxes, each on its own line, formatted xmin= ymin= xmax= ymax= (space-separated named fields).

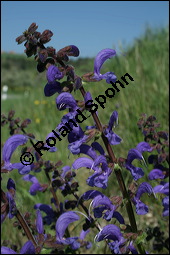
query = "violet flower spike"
xmin=93 ymin=49 xmax=117 ymax=84
xmin=132 ymin=182 xmax=153 ymax=215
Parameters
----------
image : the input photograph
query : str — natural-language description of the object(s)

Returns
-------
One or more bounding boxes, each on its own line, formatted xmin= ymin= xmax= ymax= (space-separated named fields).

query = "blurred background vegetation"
xmin=1 ymin=26 xmax=169 ymax=254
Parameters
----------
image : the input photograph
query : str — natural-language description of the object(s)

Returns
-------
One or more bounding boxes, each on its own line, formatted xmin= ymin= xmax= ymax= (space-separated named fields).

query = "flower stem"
xmin=80 ymin=86 xmax=137 ymax=224
xmin=79 ymin=85 xmax=146 ymax=253
xmin=16 ymin=209 xmax=37 ymax=247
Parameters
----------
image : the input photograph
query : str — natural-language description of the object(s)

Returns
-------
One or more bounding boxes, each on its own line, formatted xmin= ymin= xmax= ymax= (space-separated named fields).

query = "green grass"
xmin=1 ymin=26 xmax=169 ymax=254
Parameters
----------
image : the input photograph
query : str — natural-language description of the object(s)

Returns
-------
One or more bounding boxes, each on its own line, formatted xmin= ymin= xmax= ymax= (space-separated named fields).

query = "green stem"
xmin=79 ymin=86 xmax=146 ymax=254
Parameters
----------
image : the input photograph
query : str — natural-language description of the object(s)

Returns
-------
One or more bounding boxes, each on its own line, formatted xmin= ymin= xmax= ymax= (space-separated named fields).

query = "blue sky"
xmin=1 ymin=1 xmax=169 ymax=58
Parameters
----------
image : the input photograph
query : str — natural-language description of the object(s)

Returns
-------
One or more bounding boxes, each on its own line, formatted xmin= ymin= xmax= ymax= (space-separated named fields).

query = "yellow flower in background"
xmin=41 ymin=100 xmax=47 ymax=104
xmin=35 ymin=118 xmax=41 ymax=124
xmin=34 ymin=100 xmax=40 ymax=105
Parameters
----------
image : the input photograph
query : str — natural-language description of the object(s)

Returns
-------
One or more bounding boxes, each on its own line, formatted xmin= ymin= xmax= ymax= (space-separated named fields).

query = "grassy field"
xmin=1 ymin=26 xmax=169 ymax=253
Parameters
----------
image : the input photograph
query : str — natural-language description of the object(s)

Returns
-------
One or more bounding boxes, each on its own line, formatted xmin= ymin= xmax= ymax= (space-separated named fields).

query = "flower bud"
xmin=82 ymin=72 xmax=97 ymax=82
xmin=28 ymin=22 xmax=38 ymax=34
xmin=20 ymin=119 xmax=31 ymax=128
xmin=38 ymin=49 xmax=48 ymax=63
xmin=40 ymin=30 xmax=53 ymax=44
xmin=8 ymin=110 xmax=15 ymax=120
xmin=16 ymin=35 xmax=26 ymax=44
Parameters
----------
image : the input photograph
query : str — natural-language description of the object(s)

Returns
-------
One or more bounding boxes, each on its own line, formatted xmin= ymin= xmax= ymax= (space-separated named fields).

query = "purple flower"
xmin=35 ymin=209 xmax=47 ymax=246
xmin=153 ymin=182 xmax=169 ymax=217
xmin=1 ymin=240 xmax=35 ymax=254
xmin=132 ymin=182 xmax=153 ymax=215
xmin=1 ymin=178 xmax=17 ymax=223
xmin=78 ymin=144 xmax=98 ymax=160
xmin=57 ymin=45 xmax=80 ymax=59
xmin=125 ymin=142 xmax=153 ymax=180
xmin=104 ymin=111 xmax=122 ymax=145
xmin=56 ymin=92 xmax=78 ymax=111
xmin=126 ymin=241 xmax=138 ymax=254
xmin=57 ymin=111 xmax=78 ymax=131
xmin=162 ymin=196 xmax=169 ymax=217
xmin=44 ymin=81 xmax=62 ymax=97
xmin=22 ymin=174 xmax=48 ymax=195
xmin=36 ymin=209 xmax=44 ymax=234
xmin=91 ymin=142 xmax=105 ymax=155
xmin=79 ymin=229 xmax=92 ymax=249
xmin=68 ymin=45 xmax=80 ymax=57
xmin=34 ymin=204 xmax=56 ymax=225
xmin=68 ymin=125 xmax=89 ymax=154
xmin=2 ymin=134 xmax=33 ymax=174
xmin=56 ymin=211 xmax=80 ymax=250
xmin=72 ymin=155 xmax=111 ymax=189
xmin=96 ymin=224 xmax=126 ymax=254
xmin=82 ymin=190 xmax=124 ymax=223
xmin=92 ymin=194 xmax=124 ymax=223
xmin=148 ymin=169 xmax=165 ymax=180
xmin=153 ymin=182 xmax=169 ymax=195
xmin=92 ymin=49 xmax=117 ymax=84
xmin=46 ymin=65 xmax=64 ymax=83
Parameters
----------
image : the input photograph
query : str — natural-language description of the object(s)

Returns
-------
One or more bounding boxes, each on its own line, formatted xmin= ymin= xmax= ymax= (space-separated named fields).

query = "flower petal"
xmin=56 ymin=211 xmax=79 ymax=240
xmin=162 ymin=196 xmax=169 ymax=217
xmin=148 ymin=169 xmax=165 ymax=180
xmin=81 ymin=190 xmax=103 ymax=200
xmin=44 ymin=81 xmax=62 ymax=97
xmin=108 ymin=111 xmax=118 ymax=131
xmin=135 ymin=182 xmax=153 ymax=200
xmin=36 ymin=210 xmax=44 ymax=234
xmin=136 ymin=142 xmax=153 ymax=153
xmin=56 ymin=92 xmax=77 ymax=111
xmin=20 ymin=240 xmax=35 ymax=254
xmin=46 ymin=65 xmax=64 ymax=83
xmin=1 ymin=247 xmax=17 ymax=254
xmin=2 ymin=134 xmax=28 ymax=170
xmin=72 ymin=157 xmax=94 ymax=170
xmin=94 ymin=49 xmax=116 ymax=76
xmin=96 ymin=224 xmax=123 ymax=242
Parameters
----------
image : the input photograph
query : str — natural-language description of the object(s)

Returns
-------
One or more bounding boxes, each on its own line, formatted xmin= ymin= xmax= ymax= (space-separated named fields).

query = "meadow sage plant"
xmin=1 ymin=23 xmax=169 ymax=254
